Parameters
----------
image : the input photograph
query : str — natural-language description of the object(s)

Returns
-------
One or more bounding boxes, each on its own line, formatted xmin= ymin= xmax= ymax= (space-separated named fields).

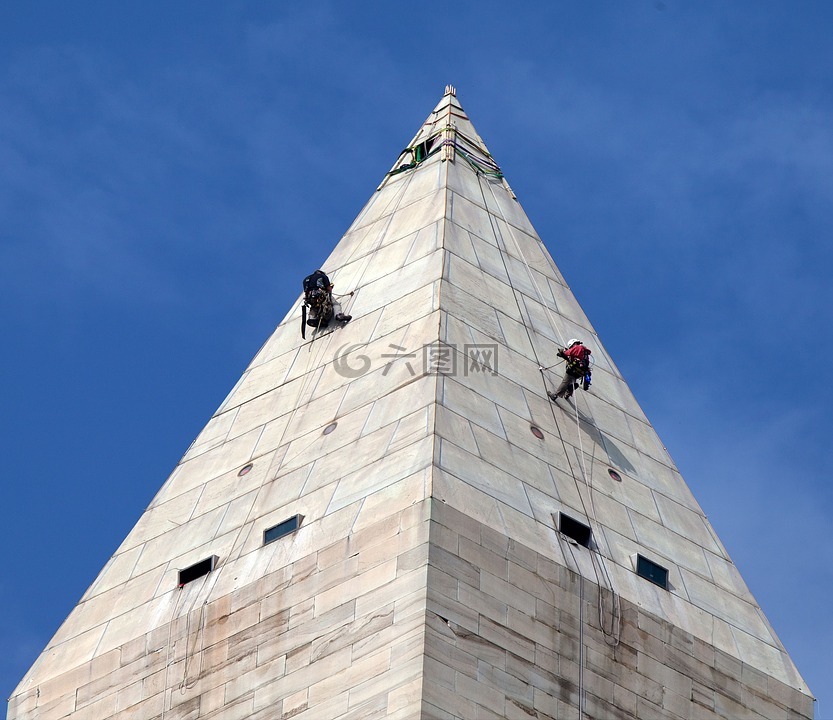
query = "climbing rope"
xmin=475 ymin=171 xmax=545 ymax=374
xmin=474 ymin=170 xmax=598 ymax=554
xmin=476 ymin=171 xmax=623 ymax=652
xmin=159 ymin=561 xmax=214 ymax=714
xmin=557 ymin=536 xmax=586 ymax=720
xmin=577 ymin=549 xmax=587 ymax=720
xmin=483 ymin=181 xmax=567 ymax=347
xmin=159 ymin=587 xmax=183 ymax=720
xmin=579 ymin=570 xmax=586 ymax=719
xmin=180 ymin=597 xmax=208 ymax=691
xmin=203 ymin=157 xmax=420 ymax=586
xmin=180 ymin=296 xmax=343 ymax=626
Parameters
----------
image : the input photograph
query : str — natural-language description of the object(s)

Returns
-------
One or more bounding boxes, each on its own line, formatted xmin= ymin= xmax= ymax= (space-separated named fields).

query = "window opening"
xmin=557 ymin=512 xmax=592 ymax=548
xmin=264 ymin=515 xmax=303 ymax=545
xmin=238 ymin=463 xmax=253 ymax=477
xmin=636 ymin=554 xmax=669 ymax=589
xmin=413 ymin=136 xmax=435 ymax=163
xmin=178 ymin=556 xmax=218 ymax=587
xmin=530 ymin=424 xmax=545 ymax=440
xmin=388 ymin=134 xmax=440 ymax=177
xmin=608 ymin=468 xmax=622 ymax=482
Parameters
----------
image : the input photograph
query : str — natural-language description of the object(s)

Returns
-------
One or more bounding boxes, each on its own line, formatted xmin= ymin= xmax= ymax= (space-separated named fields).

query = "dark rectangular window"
xmin=636 ymin=554 xmax=669 ymax=589
xmin=178 ymin=555 xmax=217 ymax=587
xmin=557 ymin=512 xmax=592 ymax=548
xmin=264 ymin=514 xmax=303 ymax=545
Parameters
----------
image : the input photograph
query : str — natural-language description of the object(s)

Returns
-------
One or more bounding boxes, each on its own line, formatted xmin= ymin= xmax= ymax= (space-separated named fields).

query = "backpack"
xmin=303 ymin=270 xmax=331 ymax=296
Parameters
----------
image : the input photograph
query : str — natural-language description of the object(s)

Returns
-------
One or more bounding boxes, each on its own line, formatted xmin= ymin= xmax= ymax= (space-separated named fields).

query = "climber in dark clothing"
xmin=301 ymin=270 xmax=351 ymax=338
xmin=548 ymin=339 xmax=592 ymax=401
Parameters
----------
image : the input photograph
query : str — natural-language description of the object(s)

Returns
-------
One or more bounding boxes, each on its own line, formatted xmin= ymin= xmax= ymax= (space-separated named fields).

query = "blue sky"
xmin=2 ymin=1 xmax=831 ymax=712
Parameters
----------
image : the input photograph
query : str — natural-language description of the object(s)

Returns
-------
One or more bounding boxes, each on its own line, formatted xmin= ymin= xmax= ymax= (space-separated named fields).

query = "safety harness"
xmin=561 ymin=346 xmax=592 ymax=391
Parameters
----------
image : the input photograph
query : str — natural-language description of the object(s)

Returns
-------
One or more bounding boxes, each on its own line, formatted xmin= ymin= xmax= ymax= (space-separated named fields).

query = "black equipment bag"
xmin=301 ymin=270 xmax=333 ymax=338
xmin=303 ymin=270 xmax=330 ymax=296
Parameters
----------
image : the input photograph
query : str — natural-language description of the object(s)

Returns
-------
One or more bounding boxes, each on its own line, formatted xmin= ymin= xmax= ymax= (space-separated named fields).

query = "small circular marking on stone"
xmin=238 ymin=463 xmax=253 ymax=477
xmin=323 ymin=422 xmax=338 ymax=435
xmin=608 ymin=468 xmax=622 ymax=482
xmin=530 ymin=425 xmax=545 ymax=440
